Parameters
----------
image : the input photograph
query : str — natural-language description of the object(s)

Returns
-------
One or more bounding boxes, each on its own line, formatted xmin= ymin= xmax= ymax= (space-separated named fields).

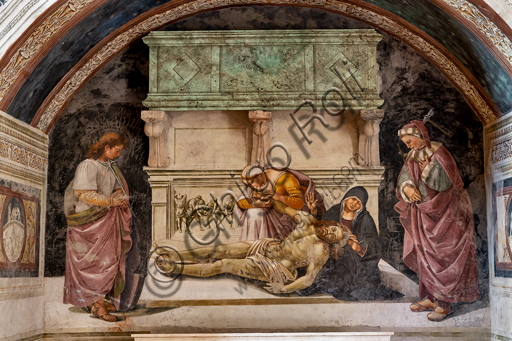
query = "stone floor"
xmin=42 ymin=263 xmax=490 ymax=338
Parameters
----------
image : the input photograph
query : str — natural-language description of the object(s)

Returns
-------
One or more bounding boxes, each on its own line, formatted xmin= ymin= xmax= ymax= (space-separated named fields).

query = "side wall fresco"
xmin=486 ymin=111 xmax=512 ymax=340
xmin=0 ymin=109 xmax=47 ymax=340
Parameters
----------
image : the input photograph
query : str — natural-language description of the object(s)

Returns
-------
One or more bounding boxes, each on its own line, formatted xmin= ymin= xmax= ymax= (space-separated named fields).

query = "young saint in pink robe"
xmin=394 ymin=121 xmax=480 ymax=321
xmin=63 ymin=133 xmax=132 ymax=322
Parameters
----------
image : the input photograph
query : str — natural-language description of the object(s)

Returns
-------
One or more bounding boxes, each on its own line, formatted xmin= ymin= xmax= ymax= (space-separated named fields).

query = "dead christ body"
xmin=156 ymin=200 xmax=351 ymax=293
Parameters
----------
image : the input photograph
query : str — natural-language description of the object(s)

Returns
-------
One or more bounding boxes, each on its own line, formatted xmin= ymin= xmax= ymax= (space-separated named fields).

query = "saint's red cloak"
xmin=63 ymin=174 xmax=132 ymax=308
xmin=394 ymin=145 xmax=480 ymax=303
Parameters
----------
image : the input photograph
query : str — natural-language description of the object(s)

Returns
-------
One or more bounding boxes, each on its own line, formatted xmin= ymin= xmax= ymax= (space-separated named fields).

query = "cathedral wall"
xmin=0 ymin=110 xmax=47 ymax=340
xmin=485 ymin=112 xmax=512 ymax=340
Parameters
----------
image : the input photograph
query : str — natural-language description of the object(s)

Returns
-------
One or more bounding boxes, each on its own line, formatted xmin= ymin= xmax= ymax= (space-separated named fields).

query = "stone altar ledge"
xmin=132 ymin=332 xmax=395 ymax=341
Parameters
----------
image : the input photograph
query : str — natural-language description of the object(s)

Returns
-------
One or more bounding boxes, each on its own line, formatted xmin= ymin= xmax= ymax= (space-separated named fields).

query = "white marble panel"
xmin=272 ymin=110 xmax=359 ymax=169
xmin=174 ymin=127 xmax=248 ymax=167
xmin=0 ymin=295 xmax=43 ymax=340
xmin=132 ymin=332 xmax=394 ymax=340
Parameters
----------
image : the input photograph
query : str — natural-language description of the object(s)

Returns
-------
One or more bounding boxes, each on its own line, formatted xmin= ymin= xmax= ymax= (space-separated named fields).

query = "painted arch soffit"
xmin=0 ymin=1 xmax=511 ymax=127
xmin=0 ymin=0 xmax=511 ymax=129
xmin=441 ymin=0 xmax=512 ymax=66
xmin=28 ymin=0 xmax=498 ymax=133
xmin=0 ymin=0 xmax=106 ymax=108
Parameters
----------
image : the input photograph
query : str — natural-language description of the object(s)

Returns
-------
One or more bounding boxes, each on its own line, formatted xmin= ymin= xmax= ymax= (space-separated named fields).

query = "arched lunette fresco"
xmin=27 ymin=0 xmax=498 ymax=133
xmin=0 ymin=0 xmax=511 ymax=130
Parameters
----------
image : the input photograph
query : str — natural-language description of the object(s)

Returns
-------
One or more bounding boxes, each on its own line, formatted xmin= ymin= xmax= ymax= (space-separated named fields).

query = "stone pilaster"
xmin=358 ymin=109 xmax=384 ymax=167
xmin=141 ymin=110 xmax=171 ymax=167
xmin=248 ymin=110 xmax=272 ymax=167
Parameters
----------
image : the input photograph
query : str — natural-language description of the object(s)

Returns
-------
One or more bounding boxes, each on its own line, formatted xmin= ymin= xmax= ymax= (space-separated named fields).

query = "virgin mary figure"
xmin=297 ymin=186 xmax=381 ymax=300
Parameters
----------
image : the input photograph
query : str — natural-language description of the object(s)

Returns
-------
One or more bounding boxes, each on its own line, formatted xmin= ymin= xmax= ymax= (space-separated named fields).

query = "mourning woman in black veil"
xmin=297 ymin=186 xmax=382 ymax=300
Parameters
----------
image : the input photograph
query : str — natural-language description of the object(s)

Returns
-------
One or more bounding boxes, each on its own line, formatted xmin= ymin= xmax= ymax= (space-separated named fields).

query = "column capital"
xmin=249 ymin=110 xmax=272 ymax=122
xmin=141 ymin=110 xmax=170 ymax=167
xmin=141 ymin=110 xmax=167 ymax=122
xmin=360 ymin=109 xmax=384 ymax=122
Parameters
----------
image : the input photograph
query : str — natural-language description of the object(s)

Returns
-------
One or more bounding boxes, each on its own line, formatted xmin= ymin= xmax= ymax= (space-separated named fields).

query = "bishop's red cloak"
xmin=394 ymin=145 xmax=480 ymax=303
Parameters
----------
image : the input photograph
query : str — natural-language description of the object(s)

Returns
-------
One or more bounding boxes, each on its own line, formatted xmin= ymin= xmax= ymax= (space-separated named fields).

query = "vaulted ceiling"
xmin=1 ymin=0 xmax=512 ymax=132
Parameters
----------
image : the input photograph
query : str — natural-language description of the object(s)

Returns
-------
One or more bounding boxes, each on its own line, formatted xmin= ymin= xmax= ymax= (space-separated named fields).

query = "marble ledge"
xmin=132 ymin=332 xmax=395 ymax=341
xmin=0 ymin=110 xmax=48 ymax=145
xmin=143 ymin=29 xmax=384 ymax=45
xmin=144 ymin=167 xmax=385 ymax=174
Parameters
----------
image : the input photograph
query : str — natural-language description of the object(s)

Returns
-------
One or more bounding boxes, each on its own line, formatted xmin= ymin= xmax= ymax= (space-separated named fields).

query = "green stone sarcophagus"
xmin=142 ymin=29 xmax=383 ymax=111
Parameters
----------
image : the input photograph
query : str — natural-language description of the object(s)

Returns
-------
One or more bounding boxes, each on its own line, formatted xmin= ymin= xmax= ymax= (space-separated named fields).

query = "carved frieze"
xmin=174 ymin=193 xmax=238 ymax=234
xmin=0 ymin=138 xmax=46 ymax=172
xmin=491 ymin=138 xmax=512 ymax=164
xmin=0 ymin=110 xmax=47 ymax=183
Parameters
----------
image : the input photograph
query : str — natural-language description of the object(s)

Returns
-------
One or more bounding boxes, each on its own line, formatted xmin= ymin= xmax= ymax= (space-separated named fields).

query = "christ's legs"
xmin=178 ymin=258 xmax=267 ymax=282
xmin=155 ymin=242 xmax=253 ymax=263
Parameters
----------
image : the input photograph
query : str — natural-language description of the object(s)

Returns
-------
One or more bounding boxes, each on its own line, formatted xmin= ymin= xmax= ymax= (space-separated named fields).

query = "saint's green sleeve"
xmin=423 ymin=159 xmax=452 ymax=192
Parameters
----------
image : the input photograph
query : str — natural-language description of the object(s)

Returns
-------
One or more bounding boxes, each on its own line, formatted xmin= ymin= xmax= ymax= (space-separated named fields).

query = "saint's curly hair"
xmin=86 ymin=132 xmax=127 ymax=159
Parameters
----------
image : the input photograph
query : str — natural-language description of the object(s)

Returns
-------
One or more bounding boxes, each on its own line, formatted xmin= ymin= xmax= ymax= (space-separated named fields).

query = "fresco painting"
xmin=0 ymin=181 xmax=40 ymax=277
xmin=395 ymin=119 xmax=480 ymax=320
xmin=493 ymin=178 xmax=512 ymax=278
xmin=36 ymin=7 xmax=489 ymax=333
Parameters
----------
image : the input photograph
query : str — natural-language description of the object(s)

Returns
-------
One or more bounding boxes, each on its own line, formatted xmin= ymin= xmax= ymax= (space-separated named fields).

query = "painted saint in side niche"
xmin=297 ymin=186 xmax=383 ymax=300
xmin=63 ymin=132 xmax=133 ymax=322
xmin=235 ymin=164 xmax=326 ymax=241
xmin=3 ymin=198 xmax=25 ymax=263
xmin=394 ymin=120 xmax=480 ymax=321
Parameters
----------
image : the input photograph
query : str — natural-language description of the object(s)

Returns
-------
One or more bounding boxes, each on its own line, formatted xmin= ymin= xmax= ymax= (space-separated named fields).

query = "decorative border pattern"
xmin=0 ymin=161 xmax=46 ymax=183
xmin=0 ymin=283 xmax=43 ymax=296
xmin=0 ymin=138 xmax=46 ymax=172
xmin=34 ymin=0 xmax=497 ymax=131
xmin=488 ymin=126 xmax=512 ymax=141
xmin=0 ymin=110 xmax=48 ymax=145
xmin=0 ymin=0 xmax=41 ymax=41
xmin=491 ymin=138 xmax=512 ymax=163
xmin=444 ymin=0 xmax=512 ymax=63
xmin=0 ymin=0 xmax=95 ymax=102
xmin=0 ymin=124 xmax=47 ymax=150
xmin=485 ymin=109 xmax=512 ymax=135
